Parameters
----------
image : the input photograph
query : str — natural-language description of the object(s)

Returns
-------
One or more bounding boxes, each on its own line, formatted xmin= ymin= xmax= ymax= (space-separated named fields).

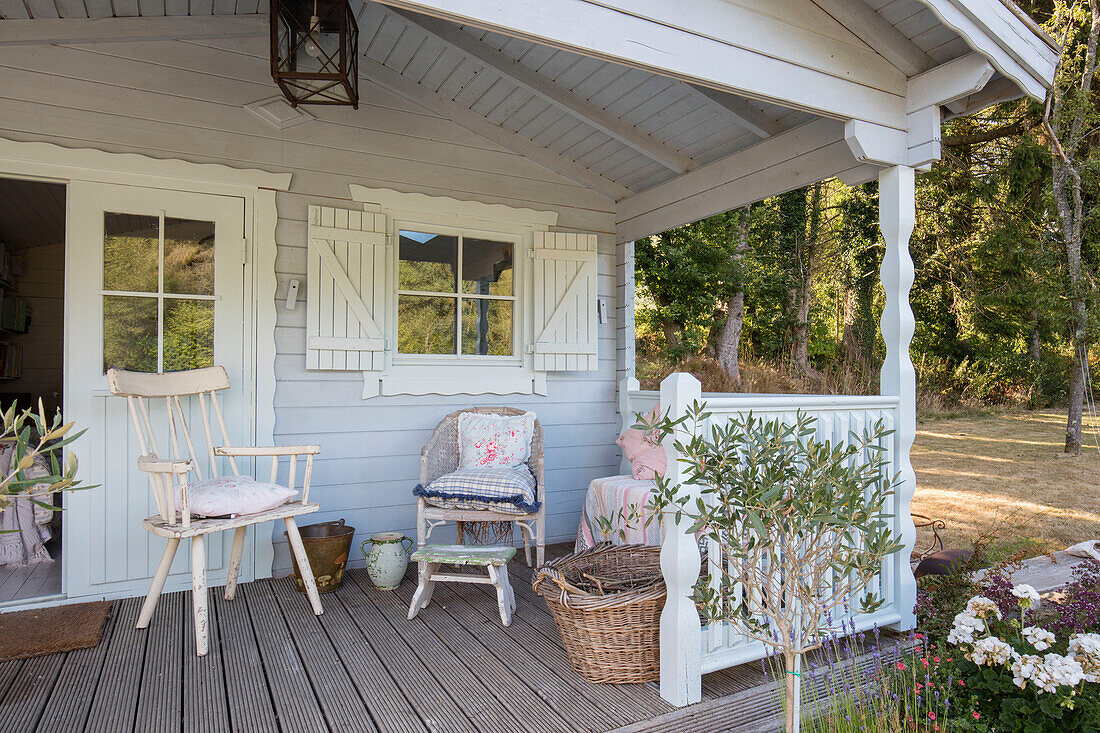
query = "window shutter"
xmin=531 ymin=231 xmax=599 ymax=372
xmin=306 ymin=205 xmax=388 ymax=371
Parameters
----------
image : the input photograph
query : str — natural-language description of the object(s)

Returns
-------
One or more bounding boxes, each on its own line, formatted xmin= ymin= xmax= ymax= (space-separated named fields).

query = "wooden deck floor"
xmin=0 ymin=546 xmax=788 ymax=733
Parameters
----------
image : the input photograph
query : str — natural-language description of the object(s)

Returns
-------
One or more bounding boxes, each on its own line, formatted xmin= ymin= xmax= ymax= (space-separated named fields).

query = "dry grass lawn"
xmin=911 ymin=409 xmax=1100 ymax=554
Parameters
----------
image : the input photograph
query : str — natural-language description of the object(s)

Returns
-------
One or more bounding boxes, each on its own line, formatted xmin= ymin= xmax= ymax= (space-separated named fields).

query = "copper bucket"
xmin=286 ymin=519 xmax=356 ymax=593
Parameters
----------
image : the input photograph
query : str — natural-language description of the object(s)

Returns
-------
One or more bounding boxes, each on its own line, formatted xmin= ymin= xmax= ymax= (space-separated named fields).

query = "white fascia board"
xmin=615 ymin=118 xmax=865 ymax=243
xmin=374 ymin=0 xmax=908 ymax=129
xmin=917 ymin=0 xmax=1058 ymax=101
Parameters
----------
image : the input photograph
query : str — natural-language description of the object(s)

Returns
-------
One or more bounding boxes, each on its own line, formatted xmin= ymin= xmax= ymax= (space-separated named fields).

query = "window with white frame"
xmin=304 ymin=187 xmax=599 ymax=398
xmin=395 ymin=228 xmax=517 ymax=359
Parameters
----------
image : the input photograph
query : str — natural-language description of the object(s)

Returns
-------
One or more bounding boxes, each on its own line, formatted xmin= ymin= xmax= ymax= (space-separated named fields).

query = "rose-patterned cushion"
xmin=176 ymin=475 xmax=298 ymax=517
xmin=457 ymin=411 xmax=536 ymax=470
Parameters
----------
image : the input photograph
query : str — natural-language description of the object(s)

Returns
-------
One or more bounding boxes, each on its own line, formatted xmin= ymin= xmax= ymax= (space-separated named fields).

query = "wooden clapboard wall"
xmin=0 ymin=36 xmax=622 ymax=577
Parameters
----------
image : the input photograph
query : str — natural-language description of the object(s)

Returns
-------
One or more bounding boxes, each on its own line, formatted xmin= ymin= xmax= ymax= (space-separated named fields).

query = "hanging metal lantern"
xmin=271 ymin=0 xmax=359 ymax=108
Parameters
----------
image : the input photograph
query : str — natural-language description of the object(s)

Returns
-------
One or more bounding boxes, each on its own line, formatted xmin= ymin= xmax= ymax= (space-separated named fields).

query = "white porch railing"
xmin=619 ymin=374 xmax=917 ymax=705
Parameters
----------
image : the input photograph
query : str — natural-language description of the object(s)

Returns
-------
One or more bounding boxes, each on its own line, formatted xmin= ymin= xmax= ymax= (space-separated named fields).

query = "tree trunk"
xmin=1029 ymin=308 xmax=1041 ymax=362
xmin=790 ymin=184 xmax=822 ymax=375
xmin=1048 ymin=1 xmax=1100 ymax=454
xmin=715 ymin=208 xmax=750 ymax=386
xmin=657 ymin=295 xmax=682 ymax=351
xmin=715 ymin=292 xmax=744 ymax=386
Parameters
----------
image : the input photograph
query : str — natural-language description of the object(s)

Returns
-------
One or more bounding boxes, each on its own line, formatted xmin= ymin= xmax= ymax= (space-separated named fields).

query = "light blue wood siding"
xmin=0 ymin=37 xmax=621 ymax=580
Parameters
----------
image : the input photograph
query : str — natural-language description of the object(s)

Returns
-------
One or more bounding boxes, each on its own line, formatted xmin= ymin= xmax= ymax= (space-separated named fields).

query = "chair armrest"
xmin=137 ymin=456 xmax=193 ymax=475
xmin=214 ymin=445 xmax=321 ymax=456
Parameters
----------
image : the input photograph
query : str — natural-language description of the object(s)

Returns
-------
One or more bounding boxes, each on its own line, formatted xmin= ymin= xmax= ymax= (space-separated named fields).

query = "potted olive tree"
xmin=650 ymin=405 xmax=904 ymax=733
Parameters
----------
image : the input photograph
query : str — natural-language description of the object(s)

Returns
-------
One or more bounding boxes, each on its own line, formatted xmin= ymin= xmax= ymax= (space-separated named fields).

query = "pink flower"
xmin=897 ymin=662 xmax=906 ymax=670
xmin=928 ymin=712 xmax=937 ymax=721
xmin=973 ymin=712 xmax=981 ymax=720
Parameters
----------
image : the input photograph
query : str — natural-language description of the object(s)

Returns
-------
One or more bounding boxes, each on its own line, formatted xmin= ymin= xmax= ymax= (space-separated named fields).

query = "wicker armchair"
xmin=417 ymin=407 xmax=546 ymax=567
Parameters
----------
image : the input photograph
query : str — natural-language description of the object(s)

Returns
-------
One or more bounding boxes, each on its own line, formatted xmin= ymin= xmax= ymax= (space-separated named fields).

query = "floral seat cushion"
xmin=414 ymin=467 xmax=539 ymax=516
xmin=177 ymin=476 xmax=299 ymax=518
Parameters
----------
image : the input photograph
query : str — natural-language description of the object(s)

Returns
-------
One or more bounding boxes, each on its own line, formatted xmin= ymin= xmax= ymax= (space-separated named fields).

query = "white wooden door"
xmin=65 ymin=181 xmax=252 ymax=600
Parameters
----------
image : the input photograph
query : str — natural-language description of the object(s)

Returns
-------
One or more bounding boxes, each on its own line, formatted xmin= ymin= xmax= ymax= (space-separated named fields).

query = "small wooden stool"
xmin=408 ymin=544 xmax=517 ymax=626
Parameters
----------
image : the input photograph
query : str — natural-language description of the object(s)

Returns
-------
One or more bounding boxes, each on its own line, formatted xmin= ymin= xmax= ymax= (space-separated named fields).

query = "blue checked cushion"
xmin=414 ymin=467 xmax=540 ymax=516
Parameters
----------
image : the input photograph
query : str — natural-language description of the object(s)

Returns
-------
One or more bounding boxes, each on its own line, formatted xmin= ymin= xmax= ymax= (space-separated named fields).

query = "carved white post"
xmin=659 ymin=372 xmax=703 ymax=706
xmin=878 ymin=165 xmax=918 ymax=630
xmin=618 ymin=375 xmax=640 ymax=474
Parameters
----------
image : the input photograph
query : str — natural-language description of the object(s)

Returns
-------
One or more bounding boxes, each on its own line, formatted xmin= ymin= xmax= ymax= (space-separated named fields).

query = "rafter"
xmin=687 ymin=84 xmax=784 ymax=139
xmin=389 ymin=7 xmax=695 ymax=175
xmin=358 ymin=56 xmax=630 ymax=200
xmin=810 ymin=0 xmax=934 ymax=76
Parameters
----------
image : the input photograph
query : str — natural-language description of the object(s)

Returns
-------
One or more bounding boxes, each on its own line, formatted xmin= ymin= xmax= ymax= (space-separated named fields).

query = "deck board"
xmin=183 ymin=591 xmax=231 ymax=733
xmin=310 ymin=587 xmax=430 ymax=733
xmin=269 ymin=576 xmax=380 ymax=732
xmin=214 ymin=590 xmax=279 ymax=733
xmin=0 ymin=654 xmax=64 ymax=732
xmin=32 ymin=602 xmax=118 ymax=732
xmin=135 ymin=591 xmax=184 ymax=731
xmin=351 ymin=572 xmax=538 ymax=733
xmin=84 ymin=597 xmax=148 ymax=733
xmin=335 ymin=575 xmax=476 ymax=733
xmin=0 ymin=544 xmax=836 ymax=733
xmin=239 ymin=582 xmax=329 ymax=732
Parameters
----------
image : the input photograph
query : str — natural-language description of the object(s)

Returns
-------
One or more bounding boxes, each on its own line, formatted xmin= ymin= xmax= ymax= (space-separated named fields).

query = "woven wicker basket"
xmin=532 ymin=544 xmax=664 ymax=684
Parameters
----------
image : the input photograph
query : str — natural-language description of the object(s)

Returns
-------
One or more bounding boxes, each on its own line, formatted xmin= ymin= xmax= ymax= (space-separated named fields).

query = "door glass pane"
xmin=103 ymin=295 xmax=157 ymax=372
xmin=103 ymin=213 xmax=158 ymax=292
xmin=462 ymin=239 xmax=513 ymax=296
xmin=397 ymin=295 xmax=455 ymax=354
xmin=462 ymin=299 xmax=512 ymax=355
xmin=398 ymin=231 xmax=457 ymax=293
xmin=163 ymin=299 xmax=215 ymax=371
xmin=164 ymin=218 xmax=215 ymax=295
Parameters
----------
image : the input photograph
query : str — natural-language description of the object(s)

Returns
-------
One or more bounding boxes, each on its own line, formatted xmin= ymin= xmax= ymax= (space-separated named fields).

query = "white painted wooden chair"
xmin=107 ymin=366 xmax=323 ymax=656
xmin=417 ymin=407 xmax=546 ymax=567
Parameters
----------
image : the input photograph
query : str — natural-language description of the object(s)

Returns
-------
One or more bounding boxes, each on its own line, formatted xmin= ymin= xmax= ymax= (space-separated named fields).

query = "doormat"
xmin=0 ymin=600 xmax=112 ymax=662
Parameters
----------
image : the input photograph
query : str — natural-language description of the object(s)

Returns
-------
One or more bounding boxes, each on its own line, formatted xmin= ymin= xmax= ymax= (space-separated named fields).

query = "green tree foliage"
xmin=635 ymin=2 xmax=1100 ymax=409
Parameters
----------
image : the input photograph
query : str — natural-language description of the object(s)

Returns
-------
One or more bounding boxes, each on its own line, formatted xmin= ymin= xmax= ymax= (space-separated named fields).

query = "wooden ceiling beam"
xmin=810 ymin=0 xmax=935 ymax=76
xmin=687 ymin=84 xmax=785 ymax=139
xmin=390 ymin=7 xmax=696 ymax=175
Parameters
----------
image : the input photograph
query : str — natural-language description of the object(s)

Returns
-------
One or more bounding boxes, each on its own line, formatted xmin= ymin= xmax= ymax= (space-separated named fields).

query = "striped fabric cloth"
xmin=414 ymin=466 xmax=540 ymax=516
xmin=575 ymin=474 xmax=662 ymax=550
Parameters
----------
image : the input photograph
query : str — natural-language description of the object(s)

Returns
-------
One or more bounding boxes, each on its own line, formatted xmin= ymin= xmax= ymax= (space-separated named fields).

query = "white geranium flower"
xmin=967 ymin=596 xmax=1003 ymax=620
xmin=1069 ymin=633 xmax=1100 ymax=682
xmin=948 ymin=624 xmax=975 ymax=646
xmin=1023 ymin=626 xmax=1056 ymax=652
xmin=1040 ymin=653 xmax=1087 ymax=691
xmin=968 ymin=636 xmax=1014 ymax=666
xmin=1012 ymin=653 xmax=1043 ymax=689
xmin=946 ymin=611 xmax=984 ymax=646
xmin=1011 ymin=584 xmax=1041 ymax=610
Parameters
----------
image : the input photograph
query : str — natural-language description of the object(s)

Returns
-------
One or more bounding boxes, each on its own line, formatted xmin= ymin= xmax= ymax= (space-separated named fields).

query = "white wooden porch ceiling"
xmin=0 ymin=0 xmax=1022 ymax=199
